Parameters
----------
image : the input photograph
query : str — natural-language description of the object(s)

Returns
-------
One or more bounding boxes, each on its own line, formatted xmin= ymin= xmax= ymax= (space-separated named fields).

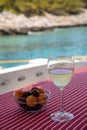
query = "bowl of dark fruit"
xmin=13 ymin=86 xmax=51 ymax=112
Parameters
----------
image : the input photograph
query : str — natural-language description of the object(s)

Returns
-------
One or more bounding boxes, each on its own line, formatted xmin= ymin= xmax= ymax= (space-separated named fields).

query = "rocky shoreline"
xmin=0 ymin=9 xmax=87 ymax=35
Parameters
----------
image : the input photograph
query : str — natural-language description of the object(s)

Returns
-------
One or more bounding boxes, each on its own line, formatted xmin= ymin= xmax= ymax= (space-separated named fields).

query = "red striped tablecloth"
xmin=0 ymin=67 xmax=87 ymax=130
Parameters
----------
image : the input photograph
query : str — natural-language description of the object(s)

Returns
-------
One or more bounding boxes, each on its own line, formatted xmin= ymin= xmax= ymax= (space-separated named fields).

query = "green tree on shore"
xmin=0 ymin=0 xmax=86 ymax=16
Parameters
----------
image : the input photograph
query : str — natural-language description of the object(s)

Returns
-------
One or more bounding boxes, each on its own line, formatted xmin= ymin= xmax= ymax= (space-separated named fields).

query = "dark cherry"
xmin=23 ymin=91 xmax=31 ymax=98
xmin=31 ymin=104 xmax=42 ymax=111
xmin=34 ymin=104 xmax=42 ymax=110
xmin=31 ymin=87 xmax=38 ymax=91
xmin=31 ymin=89 xmax=39 ymax=97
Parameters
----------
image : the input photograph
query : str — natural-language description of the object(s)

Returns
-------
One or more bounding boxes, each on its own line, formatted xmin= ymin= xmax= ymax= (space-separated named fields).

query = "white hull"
xmin=0 ymin=57 xmax=87 ymax=95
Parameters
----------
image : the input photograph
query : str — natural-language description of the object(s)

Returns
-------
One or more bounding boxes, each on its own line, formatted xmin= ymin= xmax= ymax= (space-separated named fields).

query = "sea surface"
xmin=0 ymin=27 xmax=87 ymax=68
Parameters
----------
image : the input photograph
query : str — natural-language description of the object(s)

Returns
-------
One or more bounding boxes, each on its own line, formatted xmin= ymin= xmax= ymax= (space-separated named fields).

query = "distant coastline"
xmin=0 ymin=9 xmax=87 ymax=35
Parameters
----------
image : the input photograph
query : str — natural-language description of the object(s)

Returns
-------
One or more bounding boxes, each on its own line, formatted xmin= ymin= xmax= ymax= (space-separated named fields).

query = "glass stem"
xmin=60 ymin=89 xmax=64 ymax=113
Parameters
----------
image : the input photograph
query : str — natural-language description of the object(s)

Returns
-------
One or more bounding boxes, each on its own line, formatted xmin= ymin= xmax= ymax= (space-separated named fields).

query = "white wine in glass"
xmin=48 ymin=55 xmax=74 ymax=122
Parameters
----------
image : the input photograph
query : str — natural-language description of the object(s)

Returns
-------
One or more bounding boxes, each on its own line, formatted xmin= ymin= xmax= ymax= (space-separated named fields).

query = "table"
xmin=0 ymin=67 xmax=87 ymax=130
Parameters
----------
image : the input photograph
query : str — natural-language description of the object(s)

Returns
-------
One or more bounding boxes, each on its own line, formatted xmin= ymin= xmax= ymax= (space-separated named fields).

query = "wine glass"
xmin=47 ymin=55 xmax=74 ymax=122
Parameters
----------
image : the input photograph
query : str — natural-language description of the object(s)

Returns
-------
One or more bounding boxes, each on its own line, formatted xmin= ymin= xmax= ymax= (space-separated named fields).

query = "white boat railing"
xmin=0 ymin=58 xmax=48 ymax=94
xmin=0 ymin=57 xmax=87 ymax=95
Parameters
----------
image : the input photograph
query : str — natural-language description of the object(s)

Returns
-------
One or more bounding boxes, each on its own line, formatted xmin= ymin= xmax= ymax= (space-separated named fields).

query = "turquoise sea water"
xmin=0 ymin=27 xmax=87 ymax=68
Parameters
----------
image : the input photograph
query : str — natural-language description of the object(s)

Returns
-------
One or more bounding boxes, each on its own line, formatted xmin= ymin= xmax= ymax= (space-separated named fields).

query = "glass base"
xmin=51 ymin=111 xmax=74 ymax=122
